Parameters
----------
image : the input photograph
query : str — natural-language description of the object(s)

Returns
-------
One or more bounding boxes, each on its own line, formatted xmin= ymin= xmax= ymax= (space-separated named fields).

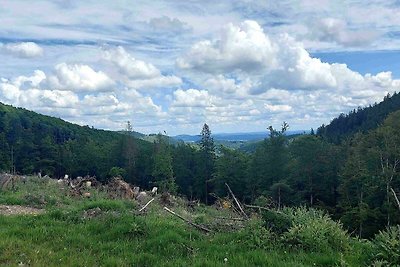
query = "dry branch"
xmin=391 ymin=187 xmax=400 ymax=211
xmin=225 ymin=183 xmax=248 ymax=219
xmin=244 ymin=204 xmax=284 ymax=214
xmin=138 ymin=198 xmax=155 ymax=212
xmin=214 ymin=216 xmax=247 ymax=221
xmin=163 ymin=207 xmax=211 ymax=233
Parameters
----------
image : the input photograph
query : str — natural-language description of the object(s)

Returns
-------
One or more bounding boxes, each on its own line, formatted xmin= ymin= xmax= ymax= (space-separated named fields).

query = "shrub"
xmin=238 ymin=219 xmax=277 ymax=250
xmin=262 ymin=210 xmax=291 ymax=234
xmin=281 ymin=207 xmax=350 ymax=252
xmin=372 ymin=225 xmax=400 ymax=266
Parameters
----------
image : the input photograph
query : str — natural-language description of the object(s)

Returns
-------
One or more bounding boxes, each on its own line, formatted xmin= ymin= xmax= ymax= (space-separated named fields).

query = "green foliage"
xmin=152 ymin=134 xmax=177 ymax=194
xmin=372 ymin=225 xmax=400 ymax=265
xmin=317 ymin=92 xmax=400 ymax=143
xmin=214 ymin=146 xmax=249 ymax=201
xmin=108 ymin=166 xmax=126 ymax=178
xmin=195 ymin=123 xmax=215 ymax=203
xmin=262 ymin=210 xmax=292 ymax=234
xmin=281 ymin=207 xmax=350 ymax=252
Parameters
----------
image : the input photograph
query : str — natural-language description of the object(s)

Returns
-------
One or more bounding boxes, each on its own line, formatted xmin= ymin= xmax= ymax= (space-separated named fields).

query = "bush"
xmin=281 ymin=207 xmax=350 ymax=252
xmin=372 ymin=225 xmax=400 ymax=266
xmin=262 ymin=210 xmax=291 ymax=234
xmin=238 ymin=219 xmax=277 ymax=250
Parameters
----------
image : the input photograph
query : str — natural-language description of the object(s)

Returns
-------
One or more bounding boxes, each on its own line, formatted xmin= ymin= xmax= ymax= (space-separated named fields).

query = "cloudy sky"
xmin=1 ymin=0 xmax=400 ymax=135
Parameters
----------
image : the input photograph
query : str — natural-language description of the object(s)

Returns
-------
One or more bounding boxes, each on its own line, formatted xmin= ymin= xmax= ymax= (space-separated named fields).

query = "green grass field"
xmin=0 ymin=177 xmax=394 ymax=266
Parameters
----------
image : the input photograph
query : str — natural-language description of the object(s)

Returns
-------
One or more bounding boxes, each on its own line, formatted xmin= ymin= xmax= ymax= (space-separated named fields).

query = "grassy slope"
xmin=0 ymin=178 xmax=371 ymax=267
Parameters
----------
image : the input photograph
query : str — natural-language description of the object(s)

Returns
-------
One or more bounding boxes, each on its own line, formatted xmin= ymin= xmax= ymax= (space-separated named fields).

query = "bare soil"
xmin=0 ymin=204 xmax=44 ymax=216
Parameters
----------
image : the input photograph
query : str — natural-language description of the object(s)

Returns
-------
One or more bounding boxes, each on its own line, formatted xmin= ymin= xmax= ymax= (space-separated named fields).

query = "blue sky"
xmin=1 ymin=0 xmax=400 ymax=135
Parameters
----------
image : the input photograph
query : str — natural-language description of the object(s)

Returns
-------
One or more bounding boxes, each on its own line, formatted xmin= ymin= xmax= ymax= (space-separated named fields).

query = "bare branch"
xmin=225 ymin=183 xmax=248 ymax=219
xmin=163 ymin=207 xmax=212 ymax=233
xmin=138 ymin=198 xmax=155 ymax=212
xmin=390 ymin=187 xmax=400 ymax=212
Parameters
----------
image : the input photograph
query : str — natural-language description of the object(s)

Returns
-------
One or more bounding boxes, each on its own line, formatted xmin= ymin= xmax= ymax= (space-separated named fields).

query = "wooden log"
xmin=139 ymin=198 xmax=155 ymax=212
xmin=163 ymin=207 xmax=211 ymax=233
xmin=225 ymin=183 xmax=248 ymax=219
xmin=244 ymin=204 xmax=284 ymax=214
xmin=217 ymin=217 xmax=244 ymax=221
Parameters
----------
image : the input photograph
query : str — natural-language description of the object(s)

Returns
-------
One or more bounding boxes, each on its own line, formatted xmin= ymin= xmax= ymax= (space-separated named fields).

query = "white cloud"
xmin=103 ymin=46 xmax=160 ymax=79
xmin=169 ymin=20 xmax=400 ymax=132
xmin=177 ymin=20 xmax=279 ymax=73
xmin=1 ymin=42 xmax=43 ymax=58
xmin=103 ymin=46 xmax=182 ymax=89
xmin=310 ymin=18 xmax=380 ymax=47
xmin=264 ymin=103 xmax=292 ymax=112
xmin=172 ymin=89 xmax=211 ymax=107
xmin=47 ymin=63 xmax=115 ymax=92
xmin=13 ymin=70 xmax=46 ymax=88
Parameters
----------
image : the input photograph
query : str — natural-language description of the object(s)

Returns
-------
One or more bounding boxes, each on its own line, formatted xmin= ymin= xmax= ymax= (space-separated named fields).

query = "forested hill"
xmin=317 ymin=92 xmax=400 ymax=143
xmin=0 ymin=102 xmax=152 ymax=181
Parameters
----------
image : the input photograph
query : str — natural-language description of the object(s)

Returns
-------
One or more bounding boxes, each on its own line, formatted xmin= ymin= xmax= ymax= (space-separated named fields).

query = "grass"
xmin=0 ymin=177 xmax=383 ymax=266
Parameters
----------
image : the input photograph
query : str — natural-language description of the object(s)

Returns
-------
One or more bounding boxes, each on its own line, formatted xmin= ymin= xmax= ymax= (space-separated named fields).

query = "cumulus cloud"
xmin=177 ymin=20 xmax=337 ymax=90
xmin=177 ymin=20 xmax=278 ymax=73
xmin=170 ymin=20 xmax=400 ymax=131
xmin=47 ymin=63 xmax=115 ymax=92
xmin=172 ymin=89 xmax=211 ymax=107
xmin=103 ymin=46 xmax=182 ymax=89
xmin=1 ymin=42 xmax=43 ymax=58
xmin=0 ymin=68 xmax=167 ymax=131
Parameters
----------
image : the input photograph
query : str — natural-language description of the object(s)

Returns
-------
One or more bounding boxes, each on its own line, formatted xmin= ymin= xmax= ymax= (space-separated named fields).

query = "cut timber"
xmin=225 ymin=183 xmax=248 ymax=219
xmin=138 ymin=198 xmax=155 ymax=212
xmin=391 ymin=187 xmax=400 ymax=211
xmin=244 ymin=204 xmax=271 ymax=211
xmin=214 ymin=216 xmax=247 ymax=221
xmin=244 ymin=204 xmax=284 ymax=214
xmin=163 ymin=207 xmax=211 ymax=233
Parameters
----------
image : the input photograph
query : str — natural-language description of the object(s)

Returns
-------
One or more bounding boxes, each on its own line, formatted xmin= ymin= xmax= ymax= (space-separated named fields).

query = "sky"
xmin=1 ymin=1 xmax=400 ymax=135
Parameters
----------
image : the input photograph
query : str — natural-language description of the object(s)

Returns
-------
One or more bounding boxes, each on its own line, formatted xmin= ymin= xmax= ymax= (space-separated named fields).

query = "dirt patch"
xmin=0 ymin=205 xmax=44 ymax=216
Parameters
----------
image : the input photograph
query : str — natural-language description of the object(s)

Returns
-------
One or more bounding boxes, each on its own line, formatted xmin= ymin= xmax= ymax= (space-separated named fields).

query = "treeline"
xmin=317 ymin=92 xmax=400 ymax=143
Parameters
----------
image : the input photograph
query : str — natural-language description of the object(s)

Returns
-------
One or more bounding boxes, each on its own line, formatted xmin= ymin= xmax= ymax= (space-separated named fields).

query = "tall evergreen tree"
xmin=196 ymin=123 xmax=215 ymax=204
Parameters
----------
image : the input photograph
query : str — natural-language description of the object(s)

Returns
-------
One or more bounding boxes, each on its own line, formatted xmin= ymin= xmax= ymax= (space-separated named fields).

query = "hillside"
xmin=0 ymin=102 xmax=153 ymax=183
xmin=0 ymin=175 xmax=395 ymax=266
xmin=317 ymin=92 xmax=400 ymax=143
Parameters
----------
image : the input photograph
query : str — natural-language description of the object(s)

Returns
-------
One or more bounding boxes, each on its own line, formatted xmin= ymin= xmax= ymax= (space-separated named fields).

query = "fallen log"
xmin=163 ymin=207 xmax=212 ymax=233
xmin=225 ymin=183 xmax=248 ymax=219
xmin=214 ymin=216 xmax=247 ymax=221
xmin=244 ymin=204 xmax=284 ymax=214
xmin=139 ymin=198 xmax=155 ymax=212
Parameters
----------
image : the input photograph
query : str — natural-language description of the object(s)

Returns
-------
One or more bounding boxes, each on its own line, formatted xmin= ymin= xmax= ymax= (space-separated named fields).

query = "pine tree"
xmin=197 ymin=123 xmax=215 ymax=204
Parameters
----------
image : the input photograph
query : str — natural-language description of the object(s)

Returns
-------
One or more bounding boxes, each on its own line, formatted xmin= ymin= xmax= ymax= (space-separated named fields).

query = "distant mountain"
xmin=317 ymin=92 xmax=400 ymax=143
xmin=173 ymin=130 xmax=307 ymax=143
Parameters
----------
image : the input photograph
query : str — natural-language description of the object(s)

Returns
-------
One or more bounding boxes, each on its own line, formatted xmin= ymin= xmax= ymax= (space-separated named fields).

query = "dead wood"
xmin=107 ymin=177 xmax=135 ymax=199
xmin=391 ymin=187 xmax=400 ymax=211
xmin=163 ymin=207 xmax=212 ymax=233
xmin=244 ymin=204 xmax=284 ymax=214
xmin=225 ymin=183 xmax=248 ymax=219
xmin=139 ymin=198 xmax=155 ymax=212
xmin=214 ymin=216 xmax=247 ymax=221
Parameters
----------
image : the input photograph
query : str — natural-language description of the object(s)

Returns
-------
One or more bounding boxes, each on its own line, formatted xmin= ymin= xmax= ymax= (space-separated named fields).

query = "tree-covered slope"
xmin=317 ymin=92 xmax=400 ymax=143
xmin=0 ymin=102 xmax=152 ymax=182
